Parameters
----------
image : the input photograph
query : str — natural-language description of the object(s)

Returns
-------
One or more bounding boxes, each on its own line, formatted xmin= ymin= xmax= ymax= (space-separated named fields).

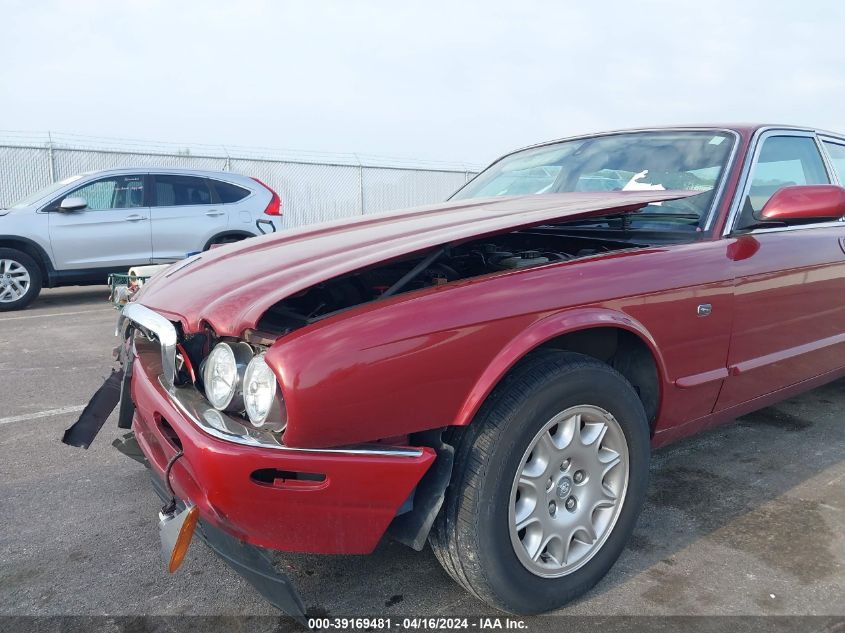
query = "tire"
xmin=429 ymin=351 xmax=650 ymax=614
xmin=205 ymin=234 xmax=249 ymax=250
xmin=0 ymin=248 xmax=43 ymax=312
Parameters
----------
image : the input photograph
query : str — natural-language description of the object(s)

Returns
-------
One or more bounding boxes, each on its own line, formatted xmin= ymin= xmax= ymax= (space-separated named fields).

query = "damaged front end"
xmin=62 ymin=302 xmax=436 ymax=622
xmin=62 ymin=304 xmax=311 ymax=620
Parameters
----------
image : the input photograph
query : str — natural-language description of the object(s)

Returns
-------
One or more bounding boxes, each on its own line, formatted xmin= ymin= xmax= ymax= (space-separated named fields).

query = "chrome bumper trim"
xmin=118 ymin=303 xmax=178 ymax=389
xmin=163 ymin=377 xmax=422 ymax=457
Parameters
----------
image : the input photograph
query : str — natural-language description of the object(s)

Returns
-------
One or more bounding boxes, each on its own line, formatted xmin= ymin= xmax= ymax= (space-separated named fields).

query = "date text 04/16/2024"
xmin=308 ymin=617 xmax=528 ymax=630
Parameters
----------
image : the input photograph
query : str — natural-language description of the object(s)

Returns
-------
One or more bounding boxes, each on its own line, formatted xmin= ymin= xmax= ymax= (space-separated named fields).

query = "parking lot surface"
xmin=1 ymin=287 xmax=843 ymax=623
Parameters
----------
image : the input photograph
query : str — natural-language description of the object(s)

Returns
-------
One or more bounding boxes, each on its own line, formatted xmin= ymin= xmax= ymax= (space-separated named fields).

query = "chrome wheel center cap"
xmin=556 ymin=476 xmax=572 ymax=499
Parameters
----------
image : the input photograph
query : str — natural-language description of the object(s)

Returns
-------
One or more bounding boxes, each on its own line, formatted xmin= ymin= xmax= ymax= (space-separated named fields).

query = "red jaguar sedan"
xmin=66 ymin=124 xmax=845 ymax=618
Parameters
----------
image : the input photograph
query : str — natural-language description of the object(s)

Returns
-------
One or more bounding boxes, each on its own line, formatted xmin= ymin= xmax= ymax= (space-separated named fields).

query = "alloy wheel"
xmin=0 ymin=259 xmax=31 ymax=303
xmin=508 ymin=405 xmax=629 ymax=577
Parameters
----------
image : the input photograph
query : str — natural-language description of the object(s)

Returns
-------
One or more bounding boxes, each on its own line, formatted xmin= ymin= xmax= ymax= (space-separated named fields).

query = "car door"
xmin=48 ymin=174 xmax=152 ymax=269
xmin=150 ymin=174 xmax=228 ymax=261
xmin=715 ymin=130 xmax=845 ymax=411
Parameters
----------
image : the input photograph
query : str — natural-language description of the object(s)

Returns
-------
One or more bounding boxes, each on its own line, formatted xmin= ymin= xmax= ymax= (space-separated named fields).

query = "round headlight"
xmin=243 ymin=354 xmax=281 ymax=429
xmin=203 ymin=342 xmax=252 ymax=410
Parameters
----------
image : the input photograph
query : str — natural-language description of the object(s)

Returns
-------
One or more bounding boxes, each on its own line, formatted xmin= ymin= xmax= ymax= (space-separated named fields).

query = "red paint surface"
xmin=269 ymin=240 xmax=736 ymax=448
xmin=715 ymin=226 xmax=845 ymax=410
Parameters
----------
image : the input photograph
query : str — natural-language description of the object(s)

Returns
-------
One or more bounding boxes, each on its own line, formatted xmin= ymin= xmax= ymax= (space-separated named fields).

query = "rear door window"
xmin=211 ymin=179 xmax=251 ymax=203
xmin=153 ymin=175 xmax=212 ymax=206
xmin=822 ymin=140 xmax=845 ymax=184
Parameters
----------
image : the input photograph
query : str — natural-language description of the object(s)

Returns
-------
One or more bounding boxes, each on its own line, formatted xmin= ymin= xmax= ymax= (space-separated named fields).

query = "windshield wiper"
xmin=630 ymin=212 xmax=700 ymax=225
xmin=634 ymin=212 xmax=700 ymax=220
xmin=551 ymin=208 xmax=702 ymax=231
xmin=556 ymin=213 xmax=627 ymax=227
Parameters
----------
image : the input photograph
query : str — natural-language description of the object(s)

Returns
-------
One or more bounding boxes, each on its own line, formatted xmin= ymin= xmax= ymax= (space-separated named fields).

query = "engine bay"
xmin=256 ymin=231 xmax=643 ymax=334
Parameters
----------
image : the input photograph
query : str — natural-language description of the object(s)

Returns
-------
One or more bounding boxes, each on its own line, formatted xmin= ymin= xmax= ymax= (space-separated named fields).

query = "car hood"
xmin=135 ymin=190 xmax=694 ymax=336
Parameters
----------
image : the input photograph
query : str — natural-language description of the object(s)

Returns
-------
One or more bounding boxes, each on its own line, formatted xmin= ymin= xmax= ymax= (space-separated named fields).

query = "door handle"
xmin=205 ymin=210 xmax=225 ymax=217
xmin=125 ymin=214 xmax=145 ymax=222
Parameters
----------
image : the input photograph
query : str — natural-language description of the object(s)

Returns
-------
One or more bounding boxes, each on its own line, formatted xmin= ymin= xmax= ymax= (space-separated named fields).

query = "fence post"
xmin=222 ymin=145 xmax=231 ymax=171
xmin=47 ymin=131 xmax=57 ymax=182
xmin=355 ymin=154 xmax=364 ymax=214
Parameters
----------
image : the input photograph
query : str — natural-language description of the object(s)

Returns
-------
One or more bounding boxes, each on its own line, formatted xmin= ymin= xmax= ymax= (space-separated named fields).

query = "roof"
xmin=78 ymin=166 xmax=254 ymax=181
xmin=518 ymin=123 xmax=845 ymax=152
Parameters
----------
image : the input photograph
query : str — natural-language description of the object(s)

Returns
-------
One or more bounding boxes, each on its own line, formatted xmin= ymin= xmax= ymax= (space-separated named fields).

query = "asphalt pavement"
xmin=1 ymin=287 xmax=843 ymax=627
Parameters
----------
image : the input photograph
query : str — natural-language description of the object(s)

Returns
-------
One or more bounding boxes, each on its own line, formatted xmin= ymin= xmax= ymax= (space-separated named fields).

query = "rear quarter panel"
xmin=232 ymin=183 xmax=271 ymax=227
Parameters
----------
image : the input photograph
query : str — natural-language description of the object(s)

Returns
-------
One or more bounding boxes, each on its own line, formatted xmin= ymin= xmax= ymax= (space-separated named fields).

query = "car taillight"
xmin=251 ymin=177 xmax=282 ymax=216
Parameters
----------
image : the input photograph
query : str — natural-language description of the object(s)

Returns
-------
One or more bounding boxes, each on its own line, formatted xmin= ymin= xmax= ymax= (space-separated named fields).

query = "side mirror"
xmin=760 ymin=185 xmax=845 ymax=224
xmin=58 ymin=196 xmax=88 ymax=212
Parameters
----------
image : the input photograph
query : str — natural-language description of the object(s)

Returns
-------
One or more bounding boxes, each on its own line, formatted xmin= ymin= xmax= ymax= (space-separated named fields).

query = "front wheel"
xmin=430 ymin=351 xmax=650 ymax=614
xmin=0 ymin=248 xmax=42 ymax=311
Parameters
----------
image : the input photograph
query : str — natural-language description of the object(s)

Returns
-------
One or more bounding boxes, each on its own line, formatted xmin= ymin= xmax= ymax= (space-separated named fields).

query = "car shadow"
xmin=590 ymin=377 xmax=845 ymax=605
xmin=267 ymin=377 xmax=845 ymax=617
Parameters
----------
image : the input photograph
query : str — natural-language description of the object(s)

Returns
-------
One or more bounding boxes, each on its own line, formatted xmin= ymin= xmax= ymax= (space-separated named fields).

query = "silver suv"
xmin=0 ymin=168 xmax=281 ymax=310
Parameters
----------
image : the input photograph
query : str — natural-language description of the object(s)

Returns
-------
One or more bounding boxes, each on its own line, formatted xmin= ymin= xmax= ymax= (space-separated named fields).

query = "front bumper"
xmin=148 ymin=473 xmax=307 ymax=620
xmin=127 ymin=304 xmax=436 ymax=554
xmin=62 ymin=303 xmax=436 ymax=620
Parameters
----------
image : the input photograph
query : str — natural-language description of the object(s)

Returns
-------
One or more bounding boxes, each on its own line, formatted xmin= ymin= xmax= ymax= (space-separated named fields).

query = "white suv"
xmin=0 ymin=168 xmax=282 ymax=310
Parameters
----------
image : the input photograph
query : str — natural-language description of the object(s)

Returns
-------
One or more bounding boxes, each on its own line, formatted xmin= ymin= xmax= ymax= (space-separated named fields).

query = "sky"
xmin=2 ymin=0 xmax=845 ymax=168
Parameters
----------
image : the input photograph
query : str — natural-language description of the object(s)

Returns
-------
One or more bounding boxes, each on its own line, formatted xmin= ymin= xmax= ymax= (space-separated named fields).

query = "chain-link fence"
xmin=0 ymin=132 xmax=479 ymax=229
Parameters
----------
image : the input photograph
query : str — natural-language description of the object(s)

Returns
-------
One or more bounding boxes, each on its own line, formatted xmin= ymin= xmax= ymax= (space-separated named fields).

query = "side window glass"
xmin=66 ymin=175 xmax=144 ymax=210
xmin=822 ymin=141 xmax=845 ymax=183
xmin=746 ymin=136 xmax=829 ymax=214
xmin=212 ymin=180 xmax=251 ymax=203
xmin=154 ymin=175 xmax=212 ymax=206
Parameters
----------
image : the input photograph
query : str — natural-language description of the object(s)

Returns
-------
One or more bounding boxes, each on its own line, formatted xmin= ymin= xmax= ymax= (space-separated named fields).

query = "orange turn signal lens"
xmin=168 ymin=505 xmax=199 ymax=573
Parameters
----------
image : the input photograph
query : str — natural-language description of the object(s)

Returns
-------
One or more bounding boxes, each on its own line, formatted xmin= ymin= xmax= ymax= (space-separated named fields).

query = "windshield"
xmin=10 ymin=174 xmax=84 ymax=209
xmin=452 ymin=131 xmax=735 ymax=231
